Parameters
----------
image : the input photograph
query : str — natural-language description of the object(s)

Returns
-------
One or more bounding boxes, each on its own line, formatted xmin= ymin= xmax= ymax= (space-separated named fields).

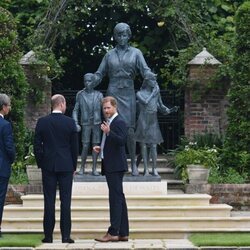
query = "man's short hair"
xmin=0 ymin=93 xmax=10 ymax=111
xmin=102 ymin=96 xmax=117 ymax=107
xmin=51 ymin=94 xmax=65 ymax=109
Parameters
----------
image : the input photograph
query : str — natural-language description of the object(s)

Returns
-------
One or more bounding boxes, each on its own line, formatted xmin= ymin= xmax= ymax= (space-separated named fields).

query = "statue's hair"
xmin=113 ymin=23 xmax=131 ymax=38
xmin=84 ymin=73 xmax=94 ymax=80
xmin=102 ymin=96 xmax=117 ymax=107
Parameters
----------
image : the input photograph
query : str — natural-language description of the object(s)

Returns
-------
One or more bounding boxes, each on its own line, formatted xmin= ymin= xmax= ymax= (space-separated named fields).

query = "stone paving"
xmin=33 ymin=239 xmax=250 ymax=250
xmin=35 ymin=239 xmax=197 ymax=250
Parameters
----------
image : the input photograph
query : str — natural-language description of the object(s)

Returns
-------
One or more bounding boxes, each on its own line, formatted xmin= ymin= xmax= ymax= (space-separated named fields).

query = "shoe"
xmin=92 ymin=170 xmax=100 ymax=176
xmin=42 ymin=238 xmax=53 ymax=243
xmin=119 ymin=236 xmax=129 ymax=241
xmin=62 ymin=238 xmax=74 ymax=243
xmin=95 ymin=233 xmax=119 ymax=242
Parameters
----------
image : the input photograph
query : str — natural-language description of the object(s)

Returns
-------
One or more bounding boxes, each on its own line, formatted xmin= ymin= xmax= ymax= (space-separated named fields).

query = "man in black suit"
xmin=93 ymin=96 xmax=129 ymax=242
xmin=34 ymin=94 xmax=78 ymax=244
xmin=0 ymin=94 xmax=15 ymax=237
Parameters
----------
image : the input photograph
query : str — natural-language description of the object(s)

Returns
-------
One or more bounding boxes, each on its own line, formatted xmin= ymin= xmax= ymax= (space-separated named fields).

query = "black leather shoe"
xmin=62 ymin=238 xmax=74 ymax=243
xmin=42 ymin=238 xmax=53 ymax=243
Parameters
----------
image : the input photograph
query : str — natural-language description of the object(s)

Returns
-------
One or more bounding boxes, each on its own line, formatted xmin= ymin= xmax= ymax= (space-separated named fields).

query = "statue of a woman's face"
xmin=114 ymin=30 xmax=130 ymax=47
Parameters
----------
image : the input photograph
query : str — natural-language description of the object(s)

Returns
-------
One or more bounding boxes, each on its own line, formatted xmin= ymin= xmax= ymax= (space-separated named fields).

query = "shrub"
xmin=171 ymin=134 xmax=221 ymax=183
xmin=221 ymin=2 xmax=250 ymax=173
xmin=0 ymin=7 xmax=28 ymax=160
xmin=209 ymin=167 xmax=248 ymax=184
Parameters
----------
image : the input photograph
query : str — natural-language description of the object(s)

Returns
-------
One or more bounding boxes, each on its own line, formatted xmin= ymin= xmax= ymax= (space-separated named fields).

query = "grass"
xmin=0 ymin=234 xmax=43 ymax=247
xmin=189 ymin=233 xmax=250 ymax=246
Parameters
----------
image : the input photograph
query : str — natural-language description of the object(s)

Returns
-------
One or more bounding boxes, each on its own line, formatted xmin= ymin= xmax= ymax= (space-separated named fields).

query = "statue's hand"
xmin=91 ymin=74 xmax=98 ymax=87
xmin=170 ymin=106 xmax=179 ymax=113
xmin=152 ymin=85 xmax=159 ymax=96
xmin=76 ymin=124 xmax=81 ymax=132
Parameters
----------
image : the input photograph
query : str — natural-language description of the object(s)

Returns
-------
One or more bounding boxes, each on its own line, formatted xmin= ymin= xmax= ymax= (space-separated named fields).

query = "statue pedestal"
xmin=72 ymin=180 xmax=167 ymax=196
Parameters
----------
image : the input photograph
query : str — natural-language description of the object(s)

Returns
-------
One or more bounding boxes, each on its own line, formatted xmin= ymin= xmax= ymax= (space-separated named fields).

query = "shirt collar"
xmin=108 ymin=112 xmax=118 ymax=124
xmin=0 ymin=113 xmax=4 ymax=118
xmin=52 ymin=110 xmax=62 ymax=114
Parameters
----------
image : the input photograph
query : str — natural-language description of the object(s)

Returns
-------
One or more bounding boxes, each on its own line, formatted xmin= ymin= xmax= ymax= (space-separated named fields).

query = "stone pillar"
xmin=20 ymin=51 xmax=51 ymax=130
xmin=184 ymin=48 xmax=229 ymax=139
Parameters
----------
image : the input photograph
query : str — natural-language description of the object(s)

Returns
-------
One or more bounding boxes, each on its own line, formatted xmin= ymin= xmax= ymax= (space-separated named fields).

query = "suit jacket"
xmin=0 ymin=116 xmax=15 ymax=178
xmin=102 ymin=115 xmax=128 ymax=174
xmin=72 ymin=90 xmax=103 ymax=126
xmin=34 ymin=113 xmax=78 ymax=172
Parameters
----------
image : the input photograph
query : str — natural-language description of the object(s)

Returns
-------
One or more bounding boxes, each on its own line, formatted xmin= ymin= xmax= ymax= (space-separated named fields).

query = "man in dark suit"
xmin=34 ymin=94 xmax=78 ymax=244
xmin=0 ymin=93 xmax=15 ymax=237
xmin=93 ymin=96 xmax=129 ymax=242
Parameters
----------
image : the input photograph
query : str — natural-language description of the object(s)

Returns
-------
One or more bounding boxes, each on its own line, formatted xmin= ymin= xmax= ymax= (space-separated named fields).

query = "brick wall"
xmin=186 ymin=184 xmax=250 ymax=211
xmin=6 ymin=185 xmax=27 ymax=205
xmin=185 ymin=65 xmax=229 ymax=138
xmin=6 ymin=184 xmax=43 ymax=205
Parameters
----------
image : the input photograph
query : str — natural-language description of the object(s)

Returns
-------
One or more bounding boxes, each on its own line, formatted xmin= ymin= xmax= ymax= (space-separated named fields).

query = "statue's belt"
xmin=109 ymin=78 xmax=134 ymax=89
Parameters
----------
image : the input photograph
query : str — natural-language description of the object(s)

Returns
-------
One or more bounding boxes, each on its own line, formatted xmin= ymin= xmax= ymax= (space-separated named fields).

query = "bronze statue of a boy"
xmin=72 ymin=73 xmax=103 ymax=175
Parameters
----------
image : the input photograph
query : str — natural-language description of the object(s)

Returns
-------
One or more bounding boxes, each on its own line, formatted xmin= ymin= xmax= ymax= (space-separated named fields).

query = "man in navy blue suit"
xmin=0 ymin=93 xmax=15 ymax=237
xmin=93 ymin=96 xmax=129 ymax=242
xmin=34 ymin=94 xmax=78 ymax=244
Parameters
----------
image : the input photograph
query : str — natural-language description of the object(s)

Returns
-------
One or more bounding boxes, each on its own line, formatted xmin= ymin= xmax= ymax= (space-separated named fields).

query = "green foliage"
xmin=24 ymin=144 xmax=36 ymax=165
xmin=209 ymin=167 xmax=248 ymax=184
xmin=175 ymin=146 xmax=219 ymax=168
xmin=9 ymin=161 xmax=28 ymax=184
xmin=192 ymin=133 xmax=223 ymax=149
xmin=0 ymin=0 xmax=50 ymax=51
xmin=0 ymin=7 xmax=28 ymax=160
xmin=171 ymin=134 xmax=221 ymax=182
xmin=32 ymin=46 xmax=64 ymax=81
xmin=221 ymin=1 xmax=250 ymax=172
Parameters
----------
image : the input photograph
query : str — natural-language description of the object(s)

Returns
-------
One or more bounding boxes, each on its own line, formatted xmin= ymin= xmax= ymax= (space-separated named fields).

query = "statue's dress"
xmin=95 ymin=46 xmax=151 ymax=128
xmin=135 ymin=89 xmax=164 ymax=144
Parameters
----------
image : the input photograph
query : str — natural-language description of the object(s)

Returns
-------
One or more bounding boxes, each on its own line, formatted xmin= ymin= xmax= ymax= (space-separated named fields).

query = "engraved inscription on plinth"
xmin=72 ymin=181 xmax=167 ymax=196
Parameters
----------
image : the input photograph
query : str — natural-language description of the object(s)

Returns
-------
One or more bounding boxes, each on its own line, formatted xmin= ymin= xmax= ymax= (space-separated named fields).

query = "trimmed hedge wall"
xmin=222 ymin=2 xmax=250 ymax=172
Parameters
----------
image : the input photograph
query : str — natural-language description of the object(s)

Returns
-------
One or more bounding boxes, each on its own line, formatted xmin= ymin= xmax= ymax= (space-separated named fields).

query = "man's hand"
xmin=76 ymin=124 xmax=81 ymax=132
xmin=93 ymin=146 xmax=101 ymax=153
xmin=101 ymin=121 xmax=110 ymax=134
